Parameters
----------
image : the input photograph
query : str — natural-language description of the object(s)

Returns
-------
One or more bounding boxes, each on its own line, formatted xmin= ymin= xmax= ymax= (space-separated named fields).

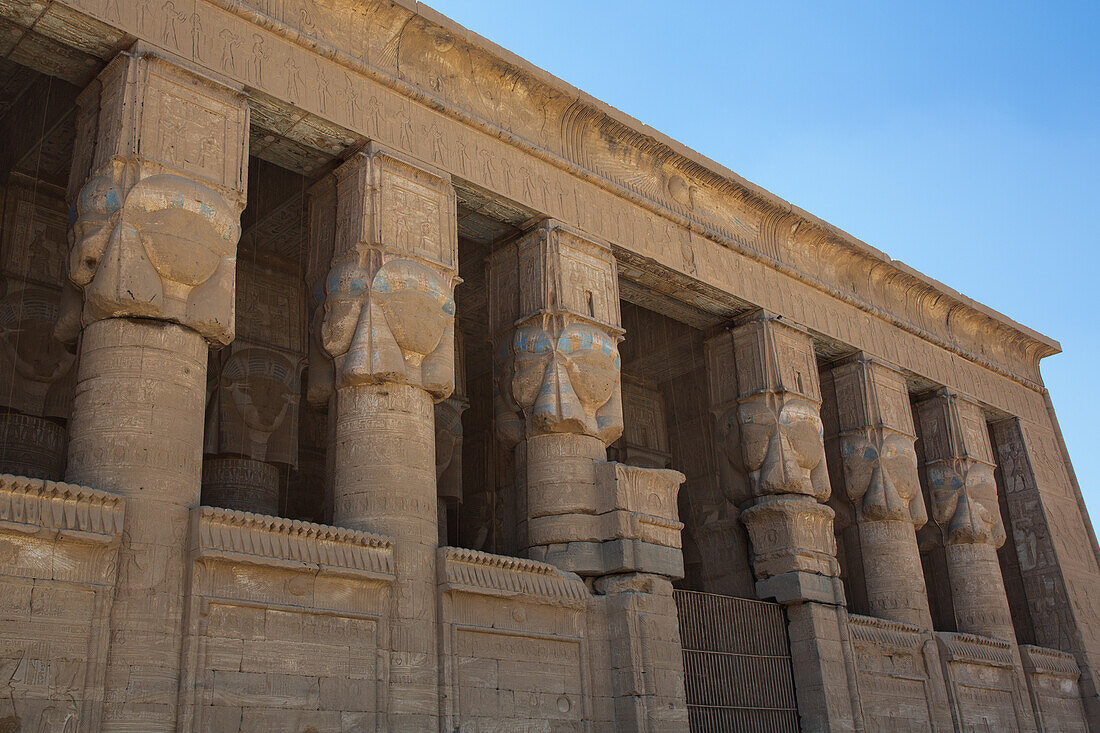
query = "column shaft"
xmin=333 ymin=383 xmax=438 ymax=725
xmin=67 ymin=318 xmax=207 ymax=729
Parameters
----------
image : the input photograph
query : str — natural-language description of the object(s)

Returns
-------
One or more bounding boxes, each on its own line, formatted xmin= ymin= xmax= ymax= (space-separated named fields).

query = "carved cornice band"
xmin=438 ymin=546 xmax=590 ymax=607
xmin=205 ymin=0 xmax=1056 ymax=390
xmin=193 ymin=505 xmax=395 ymax=581
xmin=0 ymin=473 xmax=124 ymax=543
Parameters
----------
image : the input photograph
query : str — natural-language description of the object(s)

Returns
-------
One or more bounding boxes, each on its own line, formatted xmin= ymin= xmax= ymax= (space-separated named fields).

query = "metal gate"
xmin=674 ymin=589 xmax=800 ymax=732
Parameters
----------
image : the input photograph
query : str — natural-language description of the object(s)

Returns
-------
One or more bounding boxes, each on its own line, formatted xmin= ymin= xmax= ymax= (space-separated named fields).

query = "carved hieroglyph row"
xmin=437 ymin=546 xmax=589 ymax=606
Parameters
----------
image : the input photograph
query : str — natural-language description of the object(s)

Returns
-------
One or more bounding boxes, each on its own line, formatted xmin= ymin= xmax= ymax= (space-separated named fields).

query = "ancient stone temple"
xmin=0 ymin=2 xmax=1096 ymax=732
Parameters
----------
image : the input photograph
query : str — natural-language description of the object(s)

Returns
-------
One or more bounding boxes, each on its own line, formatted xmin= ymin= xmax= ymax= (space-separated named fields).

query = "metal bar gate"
xmin=674 ymin=589 xmax=800 ymax=732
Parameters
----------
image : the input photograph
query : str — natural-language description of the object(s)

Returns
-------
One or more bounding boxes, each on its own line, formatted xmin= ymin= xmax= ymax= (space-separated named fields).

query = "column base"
xmin=201 ymin=456 xmax=280 ymax=515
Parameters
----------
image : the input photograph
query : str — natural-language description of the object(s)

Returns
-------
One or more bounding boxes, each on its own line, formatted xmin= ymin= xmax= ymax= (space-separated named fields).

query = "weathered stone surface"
xmin=0 ymin=1 xmax=1093 ymax=730
xmin=0 ymin=474 xmax=124 ymax=732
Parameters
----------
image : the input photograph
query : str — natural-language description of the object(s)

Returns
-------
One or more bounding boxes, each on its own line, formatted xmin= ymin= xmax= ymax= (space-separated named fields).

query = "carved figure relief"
xmin=0 ymin=283 xmax=75 ymax=418
xmin=205 ymin=344 xmax=303 ymax=466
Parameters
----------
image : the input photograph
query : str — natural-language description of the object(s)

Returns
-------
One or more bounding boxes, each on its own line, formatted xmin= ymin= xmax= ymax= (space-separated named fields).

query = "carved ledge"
xmin=193 ymin=505 xmax=395 ymax=581
xmin=438 ymin=546 xmax=590 ymax=607
xmin=936 ymin=630 xmax=1015 ymax=668
xmin=848 ymin=613 xmax=927 ymax=651
xmin=1019 ymin=644 xmax=1081 ymax=679
xmin=0 ymin=473 xmax=124 ymax=543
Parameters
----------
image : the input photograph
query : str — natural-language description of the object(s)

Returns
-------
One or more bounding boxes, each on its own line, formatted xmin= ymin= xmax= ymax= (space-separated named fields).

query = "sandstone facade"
xmin=0 ymin=2 xmax=1096 ymax=732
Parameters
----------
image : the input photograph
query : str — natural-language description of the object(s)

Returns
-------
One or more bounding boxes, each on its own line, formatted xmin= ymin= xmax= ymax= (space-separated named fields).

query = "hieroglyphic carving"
xmin=64 ymin=48 xmax=248 ymax=345
xmin=0 ymin=475 xmax=124 ymax=730
xmin=990 ymin=416 xmax=1100 ymax=726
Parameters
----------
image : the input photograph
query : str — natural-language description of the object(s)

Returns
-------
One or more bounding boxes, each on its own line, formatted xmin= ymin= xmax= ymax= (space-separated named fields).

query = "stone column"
xmin=488 ymin=219 xmax=626 ymax=572
xmin=722 ymin=311 xmax=859 ymax=732
xmin=821 ymin=355 xmax=933 ymax=628
xmin=319 ymin=145 xmax=458 ymax=731
xmin=62 ymin=48 xmax=248 ymax=730
xmin=914 ymin=389 xmax=1015 ymax=641
xmin=490 ymin=221 xmax=688 ymax=727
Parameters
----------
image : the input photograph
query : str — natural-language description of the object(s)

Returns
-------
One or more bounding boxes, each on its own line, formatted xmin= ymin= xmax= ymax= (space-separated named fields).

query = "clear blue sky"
xmin=426 ymin=1 xmax=1100 ymax=530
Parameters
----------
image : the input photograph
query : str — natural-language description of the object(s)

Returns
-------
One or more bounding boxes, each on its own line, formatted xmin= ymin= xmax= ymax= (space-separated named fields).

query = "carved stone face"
xmin=72 ymin=174 xmax=238 ymax=288
xmin=509 ymin=321 xmax=622 ymax=441
xmin=373 ymin=258 xmax=454 ymax=361
xmin=322 ymin=256 xmax=455 ymax=398
xmin=738 ymin=395 xmax=829 ymax=500
xmin=69 ymin=173 xmax=240 ymax=341
xmin=840 ymin=431 xmax=926 ymax=524
xmin=928 ymin=460 xmax=1004 ymax=546
xmin=0 ymin=290 xmax=73 ymax=385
